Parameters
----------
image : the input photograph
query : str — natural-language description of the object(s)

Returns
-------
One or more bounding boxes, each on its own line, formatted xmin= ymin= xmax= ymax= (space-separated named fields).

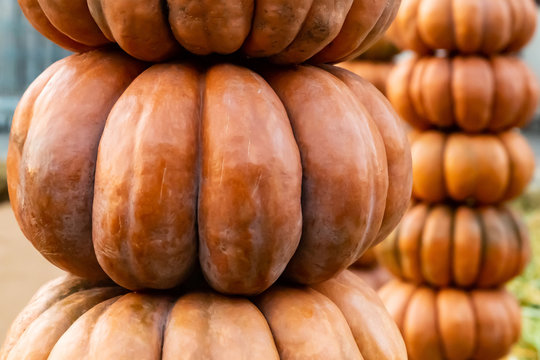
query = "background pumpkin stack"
xmin=338 ymin=35 xmax=401 ymax=96
xmin=377 ymin=0 xmax=540 ymax=359
xmin=1 ymin=1 xmax=414 ymax=359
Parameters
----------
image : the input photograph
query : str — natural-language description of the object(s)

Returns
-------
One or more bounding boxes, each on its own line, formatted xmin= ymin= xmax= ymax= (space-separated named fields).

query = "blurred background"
xmin=0 ymin=3 xmax=540 ymax=359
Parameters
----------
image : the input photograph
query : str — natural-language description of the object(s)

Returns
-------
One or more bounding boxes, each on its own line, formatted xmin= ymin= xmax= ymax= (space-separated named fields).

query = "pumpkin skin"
xmin=379 ymin=280 xmax=521 ymax=360
xmin=388 ymin=0 xmax=538 ymax=55
xmin=339 ymin=61 xmax=394 ymax=96
xmin=0 ymin=271 xmax=407 ymax=360
xmin=18 ymin=0 xmax=401 ymax=64
xmin=7 ymin=49 xmax=412 ymax=295
xmin=388 ymin=55 xmax=539 ymax=132
xmin=377 ymin=202 xmax=530 ymax=288
xmin=410 ymin=130 xmax=534 ymax=205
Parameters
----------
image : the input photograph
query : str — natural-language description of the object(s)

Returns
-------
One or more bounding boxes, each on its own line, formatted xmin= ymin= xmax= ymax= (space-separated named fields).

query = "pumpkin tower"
xmin=378 ymin=0 xmax=539 ymax=359
xmin=1 ymin=1 xmax=414 ymax=359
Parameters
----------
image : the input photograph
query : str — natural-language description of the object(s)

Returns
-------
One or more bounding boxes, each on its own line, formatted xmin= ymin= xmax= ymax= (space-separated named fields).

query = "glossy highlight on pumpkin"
xmin=0 ymin=271 xmax=407 ymax=360
xmin=377 ymin=202 xmax=531 ymax=288
xmin=18 ymin=0 xmax=401 ymax=64
xmin=7 ymin=49 xmax=412 ymax=295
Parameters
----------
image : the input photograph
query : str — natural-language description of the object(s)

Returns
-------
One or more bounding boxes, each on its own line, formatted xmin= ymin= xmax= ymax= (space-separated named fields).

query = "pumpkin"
xmin=379 ymin=280 xmax=521 ymax=360
xmin=388 ymin=0 xmax=538 ymax=55
xmin=388 ymin=55 xmax=539 ymax=132
xmin=339 ymin=61 xmax=394 ymax=96
xmin=7 ymin=49 xmax=412 ymax=295
xmin=377 ymin=202 xmax=530 ymax=288
xmin=18 ymin=0 xmax=401 ymax=64
xmin=0 ymin=271 xmax=407 ymax=360
xmin=410 ymin=130 xmax=534 ymax=204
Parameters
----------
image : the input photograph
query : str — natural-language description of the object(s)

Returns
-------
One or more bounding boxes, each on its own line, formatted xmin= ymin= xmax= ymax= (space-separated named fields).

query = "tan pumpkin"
xmin=7 ymin=49 xmax=411 ymax=294
xmin=377 ymin=202 xmax=530 ymax=288
xmin=339 ymin=61 xmax=395 ymax=96
xmin=379 ymin=280 xmax=521 ymax=360
xmin=410 ymin=130 xmax=534 ymax=204
xmin=388 ymin=55 xmax=539 ymax=132
xmin=0 ymin=271 xmax=407 ymax=360
xmin=388 ymin=0 xmax=538 ymax=54
xmin=18 ymin=0 xmax=401 ymax=64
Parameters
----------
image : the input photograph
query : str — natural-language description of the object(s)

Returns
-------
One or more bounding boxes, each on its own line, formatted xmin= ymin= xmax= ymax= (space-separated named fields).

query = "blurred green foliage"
xmin=508 ymin=189 xmax=540 ymax=359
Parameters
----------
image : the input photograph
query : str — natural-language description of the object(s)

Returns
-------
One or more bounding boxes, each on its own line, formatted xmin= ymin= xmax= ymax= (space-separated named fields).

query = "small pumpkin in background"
xmin=388 ymin=0 xmax=537 ymax=55
xmin=410 ymin=130 xmax=534 ymax=204
xmin=7 ymin=49 xmax=411 ymax=295
xmin=379 ymin=280 xmax=521 ymax=360
xmin=388 ymin=55 xmax=539 ymax=132
xmin=0 ymin=271 xmax=407 ymax=360
xmin=378 ymin=202 xmax=530 ymax=288
xmin=18 ymin=0 xmax=401 ymax=64
xmin=338 ymin=36 xmax=400 ymax=96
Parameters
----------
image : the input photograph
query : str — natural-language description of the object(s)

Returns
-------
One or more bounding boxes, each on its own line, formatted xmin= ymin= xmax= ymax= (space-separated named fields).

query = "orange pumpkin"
xmin=339 ymin=61 xmax=394 ymax=96
xmin=0 ymin=271 xmax=407 ymax=360
xmin=377 ymin=202 xmax=530 ymax=288
xmin=7 ymin=49 xmax=411 ymax=294
xmin=18 ymin=0 xmax=401 ymax=64
xmin=388 ymin=0 xmax=537 ymax=54
xmin=410 ymin=130 xmax=534 ymax=204
xmin=388 ymin=55 xmax=539 ymax=132
xmin=379 ymin=280 xmax=521 ymax=360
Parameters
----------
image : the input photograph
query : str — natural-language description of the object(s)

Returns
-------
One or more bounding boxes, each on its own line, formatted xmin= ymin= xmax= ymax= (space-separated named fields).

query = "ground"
xmin=0 ymin=202 xmax=62 ymax=340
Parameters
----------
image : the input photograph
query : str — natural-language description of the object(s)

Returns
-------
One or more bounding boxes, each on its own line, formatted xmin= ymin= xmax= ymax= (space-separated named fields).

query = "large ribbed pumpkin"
xmin=410 ymin=130 xmax=534 ymax=204
xmin=0 ymin=271 xmax=407 ymax=360
xmin=377 ymin=203 xmax=530 ymax=288
xmin=7 ymin=49 xmax=411 ymax=295
xmin=388 ymin=55 xmax=539 ymax=132
xmin=388 ymin=0 xmax=537 ymax=54
xmin=379 ymin=280 xmax=521 ymax=360
xmin=18 ymin=0 xmax=401 ymax=64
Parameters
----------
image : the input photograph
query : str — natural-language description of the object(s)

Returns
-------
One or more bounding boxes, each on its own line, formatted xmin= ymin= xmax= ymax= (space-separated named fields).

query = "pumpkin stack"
xmin=378 ymin=0 xmax=539 ymax=359
xmin=338 ymin=36 xmax=400 ymax=96
xmin=1 ymin=1 xmax=414 ymax=359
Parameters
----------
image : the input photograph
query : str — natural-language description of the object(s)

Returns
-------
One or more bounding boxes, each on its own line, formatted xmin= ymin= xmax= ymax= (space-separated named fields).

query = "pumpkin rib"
xmin=343 ymin=0 xmax=400 ymax=62
xmin=17 ymin=0 xmax=93 ymax=52
xmin=312 ymin=0 xmax=388 ymax=63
